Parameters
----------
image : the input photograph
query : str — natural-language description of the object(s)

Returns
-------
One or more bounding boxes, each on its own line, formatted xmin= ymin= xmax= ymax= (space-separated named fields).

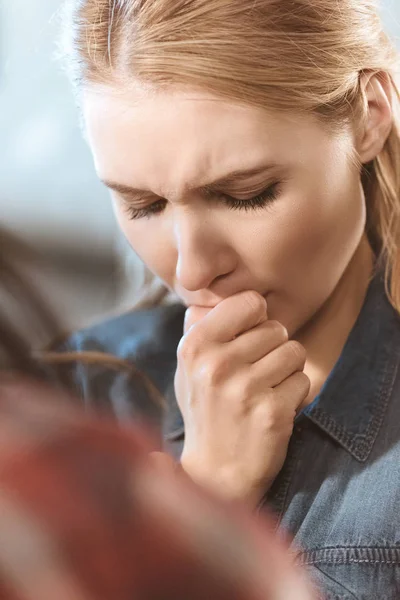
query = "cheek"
xmin=250 ymin=167 xmax=366 ymax=329
xmin=270 ymin=163 xmax=364 ymax=274
xmin=114 ymin=206 xmax=177 ymax=285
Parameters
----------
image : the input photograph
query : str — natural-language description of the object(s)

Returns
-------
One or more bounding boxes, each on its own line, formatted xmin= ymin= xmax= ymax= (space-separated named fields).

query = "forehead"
xmin=82 ymin=85 xmax=341 ymax=193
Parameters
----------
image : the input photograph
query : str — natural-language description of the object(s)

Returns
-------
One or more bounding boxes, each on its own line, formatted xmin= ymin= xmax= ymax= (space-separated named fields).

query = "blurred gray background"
xmin=0 ymin=0 xmax=399 ymax=330
xmin=0 ymin=0 xmax=143 ymax=330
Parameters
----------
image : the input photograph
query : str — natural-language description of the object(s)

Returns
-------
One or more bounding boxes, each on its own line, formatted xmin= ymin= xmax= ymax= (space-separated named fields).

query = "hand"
xmin=174 ymin=291 xmax=310 ymax=507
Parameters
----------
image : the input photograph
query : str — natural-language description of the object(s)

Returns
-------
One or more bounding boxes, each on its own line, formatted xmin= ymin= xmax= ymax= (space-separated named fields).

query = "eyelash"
xmin=123 ymin=182 xmax=281 ymax=221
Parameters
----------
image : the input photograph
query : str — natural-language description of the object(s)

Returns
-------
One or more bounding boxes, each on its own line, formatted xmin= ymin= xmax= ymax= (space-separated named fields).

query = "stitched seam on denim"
xmin=308 ymin=340 xmax=399 ymax=462
xmin=297 ymin=546 xmax=400 ymax=566
xmin=360 ymin=350 xmax=399 ymax=455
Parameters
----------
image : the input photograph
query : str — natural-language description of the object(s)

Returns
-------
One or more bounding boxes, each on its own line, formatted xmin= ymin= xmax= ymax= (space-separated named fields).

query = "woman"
xmin=61 ymin=1 xmax=400 ymax=597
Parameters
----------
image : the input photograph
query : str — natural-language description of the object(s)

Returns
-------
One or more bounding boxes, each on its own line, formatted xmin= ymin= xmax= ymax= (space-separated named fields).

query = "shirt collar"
xmin=300 ymin=264 xmax=400 ymax=461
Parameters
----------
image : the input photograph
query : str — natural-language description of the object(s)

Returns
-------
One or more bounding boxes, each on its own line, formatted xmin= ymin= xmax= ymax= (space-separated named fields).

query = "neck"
xmin=295 ymin=235 xmax=375 ymax=408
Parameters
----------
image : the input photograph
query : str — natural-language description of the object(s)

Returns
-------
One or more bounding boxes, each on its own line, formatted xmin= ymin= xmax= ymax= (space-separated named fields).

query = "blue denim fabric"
xmin=62 ymin=268 xmax=400 ymax=599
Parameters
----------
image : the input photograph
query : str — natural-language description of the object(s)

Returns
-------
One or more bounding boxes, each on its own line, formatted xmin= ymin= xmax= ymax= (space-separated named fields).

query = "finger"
xmin=186 ymin=291 xmax=268 ymax=344
xmin=273 ymin=370 xmax=311 ymax=412
xmin=184 ymin=306 xmax=213 ymax=334
xmin=252 ymin=340 xmax=306 ymax=388
xmin=230 ymin=320 xmax=288 ymax=364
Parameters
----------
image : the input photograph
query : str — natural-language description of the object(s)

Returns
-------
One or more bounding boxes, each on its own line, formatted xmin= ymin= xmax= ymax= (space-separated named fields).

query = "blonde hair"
xmin=64 ymin=0 xmax=400 ymax=311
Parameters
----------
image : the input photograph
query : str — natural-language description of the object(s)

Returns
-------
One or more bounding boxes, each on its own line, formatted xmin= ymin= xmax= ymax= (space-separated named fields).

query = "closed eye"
xmin=121 ymin=182 xmax=282 ymax=220
xmin=222 ymin=182 xmax=281 ymax=211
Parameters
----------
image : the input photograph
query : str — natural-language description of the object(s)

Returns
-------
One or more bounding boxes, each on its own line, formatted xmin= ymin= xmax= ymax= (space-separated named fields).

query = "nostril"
xmin=214 ymin=271 xmax=232 ymax=283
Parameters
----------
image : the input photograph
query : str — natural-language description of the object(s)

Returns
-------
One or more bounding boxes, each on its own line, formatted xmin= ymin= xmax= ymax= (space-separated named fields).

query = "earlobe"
xmin=357 ymin=72 xmax=393 ymax=164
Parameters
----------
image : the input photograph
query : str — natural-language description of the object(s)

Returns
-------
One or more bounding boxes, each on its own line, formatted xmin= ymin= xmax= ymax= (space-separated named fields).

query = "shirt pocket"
xmin=301 ymin=547 xmax=400 ymax=600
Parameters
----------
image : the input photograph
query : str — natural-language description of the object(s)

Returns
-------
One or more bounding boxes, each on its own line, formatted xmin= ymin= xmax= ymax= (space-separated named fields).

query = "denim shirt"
xmin=61 ymin=269 xmax=400 ymax=600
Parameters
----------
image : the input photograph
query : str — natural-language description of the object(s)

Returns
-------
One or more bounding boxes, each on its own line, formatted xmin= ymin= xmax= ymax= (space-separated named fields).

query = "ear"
xmin=356 ymin=72 xmax=393 ymax=164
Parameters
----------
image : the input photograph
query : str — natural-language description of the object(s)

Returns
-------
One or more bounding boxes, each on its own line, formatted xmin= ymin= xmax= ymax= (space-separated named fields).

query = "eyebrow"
xmin=101 ymin=163 xmax=280 ymax=200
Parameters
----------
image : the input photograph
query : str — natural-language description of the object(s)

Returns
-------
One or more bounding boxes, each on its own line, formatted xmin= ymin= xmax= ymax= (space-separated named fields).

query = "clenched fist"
xmin=175 ymin=291 xmax=310 ymax=507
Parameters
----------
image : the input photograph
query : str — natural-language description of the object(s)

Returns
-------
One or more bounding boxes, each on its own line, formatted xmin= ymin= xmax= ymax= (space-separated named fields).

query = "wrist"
xmin=180 ymin=457 xmax=270 ymax=509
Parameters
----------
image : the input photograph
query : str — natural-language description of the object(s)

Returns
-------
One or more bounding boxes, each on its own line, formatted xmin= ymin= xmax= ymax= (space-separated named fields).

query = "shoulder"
xmin=54 ymin=304 xmax=185 ymax=424
xmin=62 ymin=303 xmax=186 ymax=359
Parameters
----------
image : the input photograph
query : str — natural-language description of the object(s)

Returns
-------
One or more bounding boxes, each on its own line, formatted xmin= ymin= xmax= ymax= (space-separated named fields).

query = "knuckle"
xmin=260 ymin=400 xmax=295 ymax=438
xmin=203 ymin=356 xmax=230 ymax=387
xmin=285 ymin=340 xmax=306 ymax=366
xmin=294 ymin=371 xmax=311 ymax=396
xmin=236 ymin=377 xmax=254 ymax=404
xmin=177 ymin=333 xmax=201 ymax=362
xmin=261 ymin=404 xmax=284 ymax=431
xmin=268 ymin=320 xmax=288 ymax=341
xmin=177 ymin=337 xmax=189 ymax=362
xmin=242 ymin=291 xmax=266 ymax=316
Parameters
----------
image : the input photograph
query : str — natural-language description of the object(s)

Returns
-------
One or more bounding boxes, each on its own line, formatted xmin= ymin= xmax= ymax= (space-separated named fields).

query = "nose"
xmin=174 ymin=212 xmax=236 ymax=292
